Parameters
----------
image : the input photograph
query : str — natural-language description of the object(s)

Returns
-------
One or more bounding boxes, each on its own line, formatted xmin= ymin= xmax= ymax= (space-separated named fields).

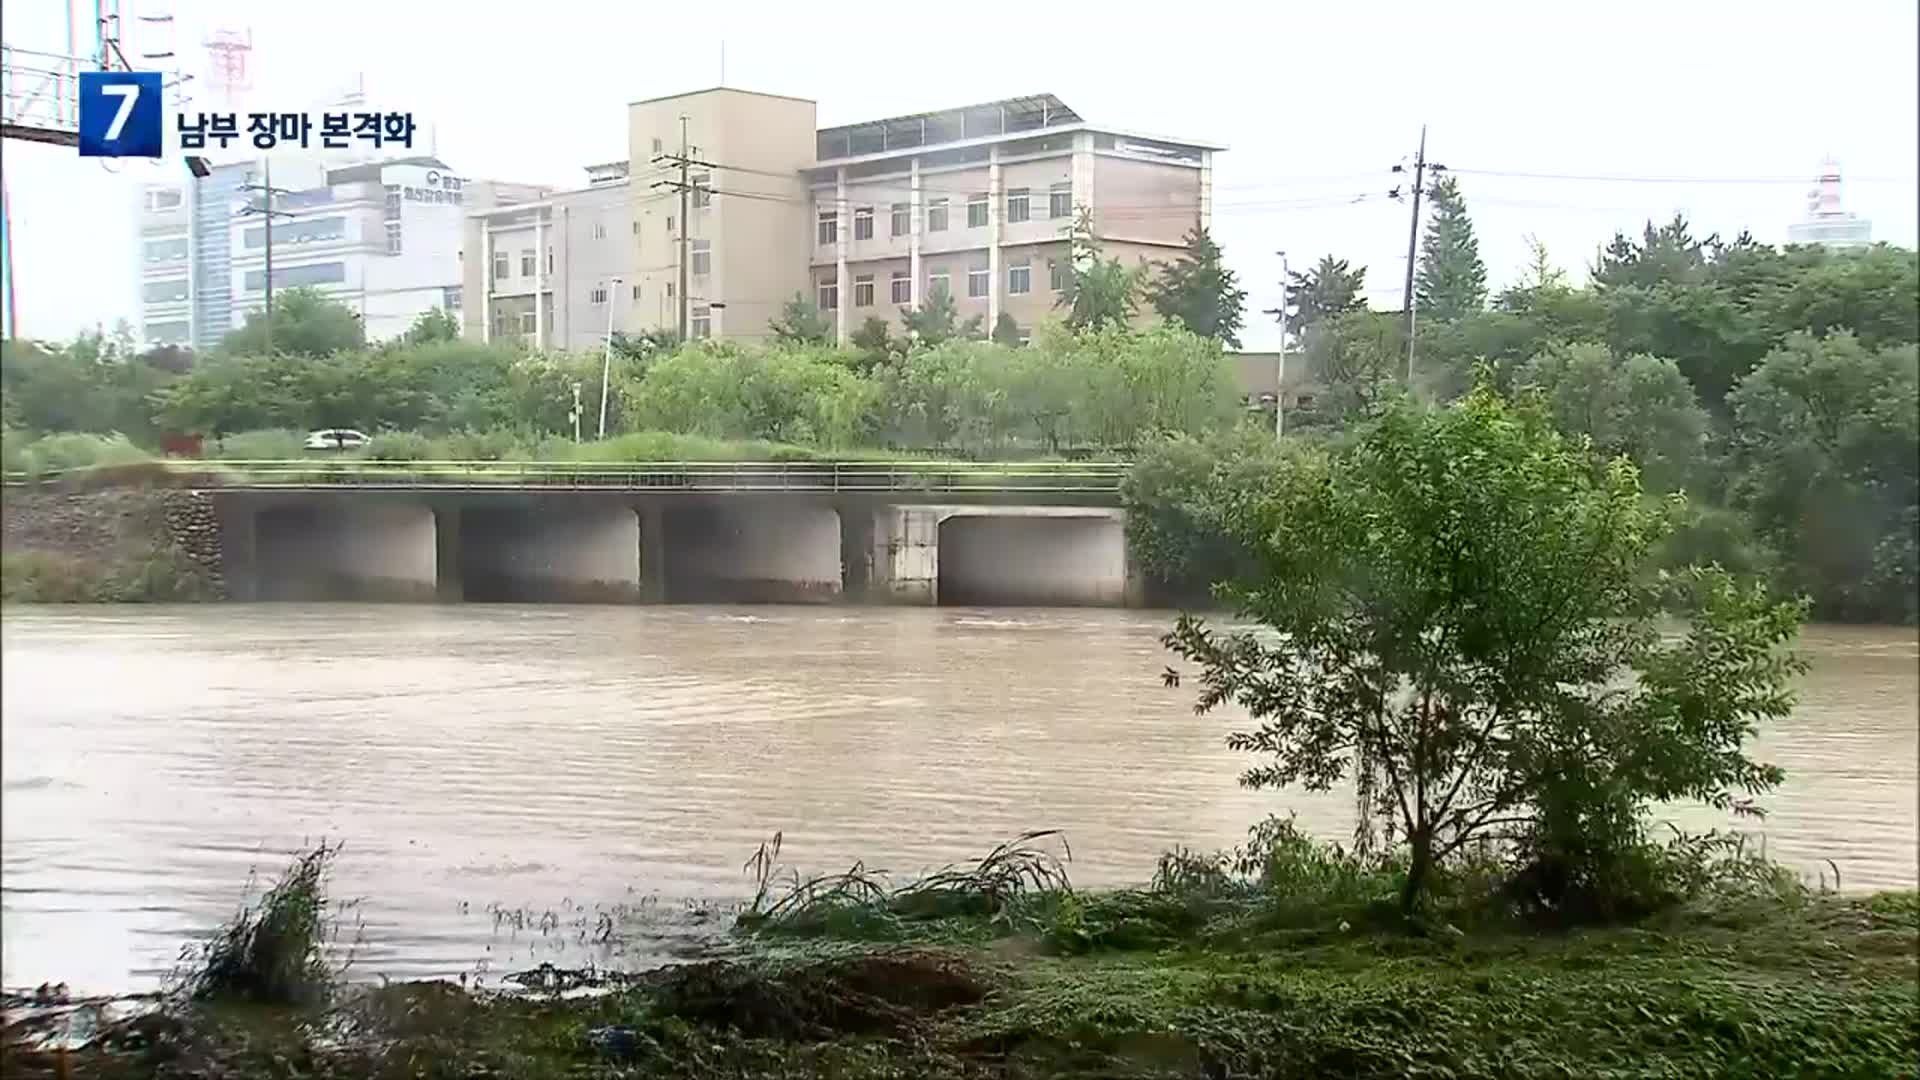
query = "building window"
xmin=1049 ymin=259 xmax=1067 ymax=292
xmin=520 ymin=249 xmax=535 ymax=277
xmin=383 ymin=184 xmax=401 ymax=220
xmin=443 ymin=285 xmax=462 ymax=310
xmin=385 ymin=221 xmax=403 ymax=254
xmin=493 ymin=251 xmax=509 ymax=281
xmin=691 ymin=303 xmax=711 ymax=338
xmin=590 ymin=285 xmax=608 ymax=304
xmin=632 ymin=283 xmax=642 ymax=301
xmin=592 ymin=221 xmax=608 ymax=240
xmin=891 ymin=203 xmax=910 ymax=236
xmin=927 ymin=270 xmax=949 ymax=298
xmin=967 ymin=193 xmax=988 ymax=229
xmin=854 ymin=274 xmax=874 ymax=307
xmin=818 ymin=279 xmax=839 ymax=310
xmin=520 ymin=312 xmax=537 ymax=334
xmin=666 ymin=281 xmax=675 ymax=298
xmin=1050 ymin=182 xmax=1072 ymax=219
xmin=691 ymin=174 xmax=712 ymax=209
xmin=1006 ymin=187 xmax=1030 ymax=224
xmin=546 ymin=248 xmax=554 ymax=274
xmin=1008 ymin=262 xmax=1031 ymax=295
xmin=1016 ymin=326 xmax=1032 ymax=347
xmin=652 ymin=137 xmax=663 ymax=154
xmin=691 ymin=238 xmax=711 ymax=276
xmin=890 ymin=272 xmax=911 ymax=304
xmin=818 ymin=210 xmax=838 ymax=245
xmin=853 ymin=206 xmax=873 ymax=241
xmin=967 ymin=265 xmax=989 ymax=298
xmin=145 ymin=188 xmax=183 ymax=212
xmin=632 ymin=220 xmax=640 ymax=234
xmin=926 ymin=198 xmax=948 ymax=232
xmin=666 ymin=215 xmax=674 ymax=233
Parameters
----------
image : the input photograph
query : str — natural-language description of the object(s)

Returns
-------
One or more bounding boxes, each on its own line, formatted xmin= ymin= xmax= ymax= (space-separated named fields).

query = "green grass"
xmin=6 ymin=825 xmax=1914 ymax=1077
xmin=11 ymin=888 xmax=1912 ymax=1079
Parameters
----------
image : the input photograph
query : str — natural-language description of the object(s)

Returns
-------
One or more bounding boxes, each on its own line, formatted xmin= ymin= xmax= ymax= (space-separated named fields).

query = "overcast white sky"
xmin=3 ymin=0 xmax=1916 ymax=349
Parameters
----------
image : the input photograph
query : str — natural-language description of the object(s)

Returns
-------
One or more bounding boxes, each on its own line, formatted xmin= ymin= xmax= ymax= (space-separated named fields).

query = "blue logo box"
xmin=77 ymin=70 xmax=163 ymax=158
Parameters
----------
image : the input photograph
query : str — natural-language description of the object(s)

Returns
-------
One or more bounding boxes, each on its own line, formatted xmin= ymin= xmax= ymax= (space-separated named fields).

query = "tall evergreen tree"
xmin=1414 ymin=174 xmax=1488 ymax=321
xmin=1283 ymin=255 xmax=1369 ymax=339
xmin=1146 ymin=225 xmax=1247 ymax=347
xmin=768 ymin=292 xmax=833 ymax=345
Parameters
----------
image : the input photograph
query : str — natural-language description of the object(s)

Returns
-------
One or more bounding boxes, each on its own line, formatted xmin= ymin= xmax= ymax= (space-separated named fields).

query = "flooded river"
xmin=2 ymin=606 xmax=1914 ymax=993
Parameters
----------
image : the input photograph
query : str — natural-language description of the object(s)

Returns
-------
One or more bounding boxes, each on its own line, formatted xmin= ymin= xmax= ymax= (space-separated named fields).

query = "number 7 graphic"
xmin=78 ymin=71 xmax=163 ymax=158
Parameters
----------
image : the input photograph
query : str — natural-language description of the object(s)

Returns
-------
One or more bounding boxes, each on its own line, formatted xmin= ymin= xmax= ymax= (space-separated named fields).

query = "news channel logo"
xmin=78 ymin=71 xmax=415 ymax=158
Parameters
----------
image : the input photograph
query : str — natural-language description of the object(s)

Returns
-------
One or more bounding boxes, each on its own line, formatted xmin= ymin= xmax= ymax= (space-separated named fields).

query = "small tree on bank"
xmin=769 ymin=293 xmax=833 ymax=345
xmin=1166 ymin=384 xmax=1804 ymax=917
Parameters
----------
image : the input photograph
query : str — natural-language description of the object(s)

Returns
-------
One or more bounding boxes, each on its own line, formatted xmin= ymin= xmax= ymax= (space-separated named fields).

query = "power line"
xmin=1447 ymin=166 xmax=1918 ymax=185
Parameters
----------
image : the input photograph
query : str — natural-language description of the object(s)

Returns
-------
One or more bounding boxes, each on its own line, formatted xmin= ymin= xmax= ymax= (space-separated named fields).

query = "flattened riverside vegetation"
xmin=5 ymin=889 xmax=1915 ymax=1079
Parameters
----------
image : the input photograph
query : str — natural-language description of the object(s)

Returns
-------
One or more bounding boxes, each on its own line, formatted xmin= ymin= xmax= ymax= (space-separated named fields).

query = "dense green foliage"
xmin=1283 ymin=254 xmax=1369 ymax=336
xmin=1165 ymin=387 xmax=1806 ymax=917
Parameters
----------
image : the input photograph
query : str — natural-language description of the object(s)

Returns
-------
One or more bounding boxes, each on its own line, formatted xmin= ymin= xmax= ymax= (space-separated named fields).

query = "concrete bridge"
xmin=189 ymin=461 xmax=1143 ymax=607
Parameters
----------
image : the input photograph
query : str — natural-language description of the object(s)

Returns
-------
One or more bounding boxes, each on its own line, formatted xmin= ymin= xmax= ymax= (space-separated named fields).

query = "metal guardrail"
xmin=3 ymin=459 xmax=1130 ymax=495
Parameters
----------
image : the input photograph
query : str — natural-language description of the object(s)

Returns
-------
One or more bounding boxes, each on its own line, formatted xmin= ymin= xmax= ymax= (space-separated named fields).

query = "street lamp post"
xmin=1274 ymin=250 xmax=1289 ymax=439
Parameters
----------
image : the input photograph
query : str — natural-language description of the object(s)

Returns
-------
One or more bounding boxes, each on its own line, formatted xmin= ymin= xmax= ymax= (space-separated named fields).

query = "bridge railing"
xmin=3 ymin=459 xmax=1130 ymax=495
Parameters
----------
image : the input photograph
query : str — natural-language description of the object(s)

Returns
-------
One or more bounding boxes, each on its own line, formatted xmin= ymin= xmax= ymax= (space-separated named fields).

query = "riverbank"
xmin=0 ymin=489 xmax=222 ymax=603
xmin=6 ymin=879 xmax=1915 ymax=1079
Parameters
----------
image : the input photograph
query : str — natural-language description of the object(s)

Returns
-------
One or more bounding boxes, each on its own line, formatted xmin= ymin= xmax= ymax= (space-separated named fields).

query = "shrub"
xmin=174 ymin=842 xmax=353 ymax=1005
xmin=7 ymin=432 xmax=151 ymax=477
xmin=211 ymin=428 xmax=306 ymax=460
xmin=363 ymin=431 xmax=434 ymax=461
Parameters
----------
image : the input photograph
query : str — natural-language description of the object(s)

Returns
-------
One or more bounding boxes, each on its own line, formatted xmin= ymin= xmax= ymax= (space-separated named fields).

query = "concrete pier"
xmin=662 ymin=501 xmax=842 ymax=603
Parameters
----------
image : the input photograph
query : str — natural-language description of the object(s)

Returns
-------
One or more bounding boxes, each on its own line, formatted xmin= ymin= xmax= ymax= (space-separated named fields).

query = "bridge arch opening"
xmin=658 ymin=500 xmax=843 ymax=603
xmin=936 ymin=512 xmax=1129 ymax=607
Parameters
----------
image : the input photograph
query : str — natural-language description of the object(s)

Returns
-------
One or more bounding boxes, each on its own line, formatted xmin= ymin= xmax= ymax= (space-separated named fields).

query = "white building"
xmin=136 ymin=155 xmax=546 ymax=351
xmin=1787 ymin=159 xmax=1873 ymax=249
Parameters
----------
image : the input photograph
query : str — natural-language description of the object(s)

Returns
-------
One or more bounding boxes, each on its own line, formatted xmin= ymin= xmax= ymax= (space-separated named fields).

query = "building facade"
xmin=137 ymin=156 xmax=546 ymax=351
xmin=465 ymin=90 xmax=1219 ymax=350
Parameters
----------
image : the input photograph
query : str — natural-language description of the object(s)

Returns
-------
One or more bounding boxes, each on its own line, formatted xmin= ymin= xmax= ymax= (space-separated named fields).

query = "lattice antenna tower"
xmin=203 ymin=26 xmax=251 ymax=107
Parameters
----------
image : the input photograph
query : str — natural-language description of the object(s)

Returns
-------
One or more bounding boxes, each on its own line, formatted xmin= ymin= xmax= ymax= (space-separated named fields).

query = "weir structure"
xmin=198 ymin=460 xmax=1146 ymax=607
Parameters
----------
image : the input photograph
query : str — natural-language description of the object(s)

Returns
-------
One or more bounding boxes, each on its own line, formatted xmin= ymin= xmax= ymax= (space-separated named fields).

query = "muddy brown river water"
xmin=2 ymin=606 xmax=1913 ymax=993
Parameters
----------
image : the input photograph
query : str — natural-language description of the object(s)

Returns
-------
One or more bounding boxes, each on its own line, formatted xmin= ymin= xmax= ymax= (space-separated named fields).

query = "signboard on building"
xmin=402 ymin=169 xmax=464 ymax=205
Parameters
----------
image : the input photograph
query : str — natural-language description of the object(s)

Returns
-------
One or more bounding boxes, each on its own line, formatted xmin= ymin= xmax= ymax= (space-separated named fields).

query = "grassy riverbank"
xmin=6 ymin=839 xmax=1915 ymax=1080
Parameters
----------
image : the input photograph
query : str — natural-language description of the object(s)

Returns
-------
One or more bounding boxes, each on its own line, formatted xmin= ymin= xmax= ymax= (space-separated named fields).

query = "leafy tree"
xmin=990 ymin=312 xmax=1023 ymax=347
xmin=1294 ymin=310 xmax=1405 ymax=425
xmin=1 ymin=333 xmax=176 ymax=441
xmin=1283 ymin=255 xmax=1369 ymax=339
xmin=1726 ymin=331 xmax=1919 ymax=622
xmin=900 ymin=286 xmax=982 ymax=346
xmin=401 ymin=307 xmax=461 ymax=346
xmin=217 ymin=287 xmax=366 ymax=359
xmin=768 ymin=292 xmax=833 ymax=345
xmin=1166 ymin=384 xmax=1803 ymax=915
xmin=1057 ymin=207 xmax=1139 ymax=332
xmin=1146 ymin=225 xmax=1247 ymax=347
xmin=849 ymin=317 xmax=898 ymax=373
xmin=1414 ymin=174 xmax=1488 ymax=321
xmin=1517 ymin=343 xmax=1710 ymax=495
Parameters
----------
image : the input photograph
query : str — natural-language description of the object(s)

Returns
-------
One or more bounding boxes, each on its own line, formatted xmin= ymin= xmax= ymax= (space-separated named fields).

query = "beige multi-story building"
xmin=464 ymin=89 xmax=1220 ymax=349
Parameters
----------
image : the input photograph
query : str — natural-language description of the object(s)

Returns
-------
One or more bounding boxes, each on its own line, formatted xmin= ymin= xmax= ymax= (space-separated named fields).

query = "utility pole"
xmin=240 ymin=158 xmax=293 ymax=353
xmin=1261 ymin=250 xmax=1290 ymax=439
xmin=1393 ymin=125 xmax=1437 ymax=385
xmin=677 ymin=115 xmax=690 ymax=341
